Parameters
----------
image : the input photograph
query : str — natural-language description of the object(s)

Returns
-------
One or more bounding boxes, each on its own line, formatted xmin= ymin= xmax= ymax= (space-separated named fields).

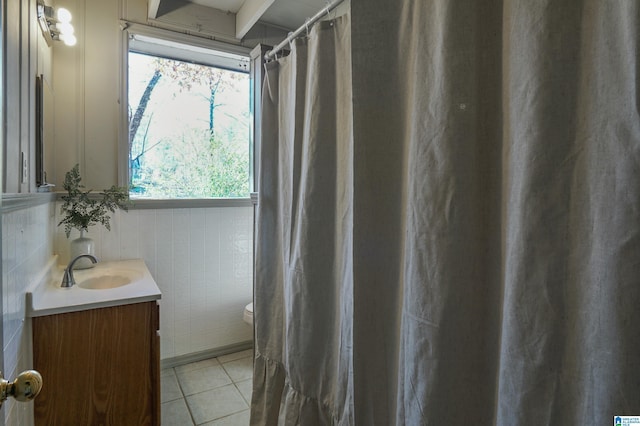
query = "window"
xmin=127 ymin=33 xmax=251 ymax=199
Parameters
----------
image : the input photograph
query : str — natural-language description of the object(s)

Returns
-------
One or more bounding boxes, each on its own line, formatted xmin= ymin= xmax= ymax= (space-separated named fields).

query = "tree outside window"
xmin=128 ymin=50 xmax=250 ymax=199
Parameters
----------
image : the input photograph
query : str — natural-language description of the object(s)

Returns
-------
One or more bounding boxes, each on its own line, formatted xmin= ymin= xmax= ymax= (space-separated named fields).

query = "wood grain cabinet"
xmin=32 ymin=301 xmax=160 ymax=425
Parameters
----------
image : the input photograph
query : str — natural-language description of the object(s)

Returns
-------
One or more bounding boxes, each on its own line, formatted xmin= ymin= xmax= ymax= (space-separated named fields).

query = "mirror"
xmin=35 ymin=75 xmax=44 ymax=186
xmin=35 ymin=74 xmax=54 ymax=191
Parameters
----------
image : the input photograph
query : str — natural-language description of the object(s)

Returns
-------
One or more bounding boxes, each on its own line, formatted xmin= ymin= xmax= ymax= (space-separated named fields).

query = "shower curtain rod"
xmin=264 ymin=0 xmax=346 ymax=60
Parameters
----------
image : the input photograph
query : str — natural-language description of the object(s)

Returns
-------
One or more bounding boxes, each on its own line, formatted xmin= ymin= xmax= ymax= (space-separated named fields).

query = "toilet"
xmin=243 ymin=302 xmax=254 ymax=325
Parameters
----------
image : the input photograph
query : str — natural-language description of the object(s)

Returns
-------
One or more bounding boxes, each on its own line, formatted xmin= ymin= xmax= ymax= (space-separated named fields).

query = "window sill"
xmin=50 ymin=193 xmax=256 ymax=209
xmin=126 ymin=197 xmax=253 ymax=210
xmin=2 ymin=193 xmax=56 ymax=213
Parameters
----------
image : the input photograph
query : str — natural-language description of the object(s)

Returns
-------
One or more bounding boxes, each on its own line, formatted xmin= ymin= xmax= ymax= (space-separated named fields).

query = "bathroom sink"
xmin=27 ymin=258 xmax=161 ymax=317
xmin=76 ymin=269 xmax=143 ymax=290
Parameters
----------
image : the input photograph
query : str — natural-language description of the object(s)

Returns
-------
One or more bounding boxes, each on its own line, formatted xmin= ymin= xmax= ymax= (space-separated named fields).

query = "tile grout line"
xmin=164 ymin=352 xmax=254 ymax=425
xmin=233 ymin=380 xmax=251 ymax=406
xmin=173 ymin=366 xmax=198 ymax=426
xmin=200 ymin=408 xmax=251 ymax=425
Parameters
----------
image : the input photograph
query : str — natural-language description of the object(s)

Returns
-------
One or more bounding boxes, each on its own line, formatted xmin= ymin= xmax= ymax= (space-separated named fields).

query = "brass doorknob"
xmin=0 ymin=370 xmax=43 ymax=407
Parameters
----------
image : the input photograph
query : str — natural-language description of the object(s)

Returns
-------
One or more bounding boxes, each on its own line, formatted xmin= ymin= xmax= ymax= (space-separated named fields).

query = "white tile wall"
xmin=53 ymin=204 xmax=254 ymax=360
xmin=2 ymin=201 xmax=56 ymax=426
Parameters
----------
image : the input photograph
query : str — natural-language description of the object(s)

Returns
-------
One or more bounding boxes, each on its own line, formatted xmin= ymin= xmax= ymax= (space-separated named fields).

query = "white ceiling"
xmin=188 ymin=0 xmax=245 ymax=13
xmin=188 ymin=0 xmax=327 ymax=32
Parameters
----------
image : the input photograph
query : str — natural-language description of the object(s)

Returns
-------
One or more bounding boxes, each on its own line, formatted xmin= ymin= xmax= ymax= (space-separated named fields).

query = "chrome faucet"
xmin=61 ymin=254 xmax=98 ymax=288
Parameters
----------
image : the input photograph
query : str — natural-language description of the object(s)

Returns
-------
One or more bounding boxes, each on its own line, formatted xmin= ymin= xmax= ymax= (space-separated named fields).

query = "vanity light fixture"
xmin=37 ymin=0 xmax=76 ymax=47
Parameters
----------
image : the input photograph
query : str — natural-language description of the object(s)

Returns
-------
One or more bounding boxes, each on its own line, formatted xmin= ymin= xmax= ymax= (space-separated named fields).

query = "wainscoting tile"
xmin=119 ymin=209 xmax=139 ymax=260
xmin=3 ymin=202 xmax=56 ymax=426
xmin=52 ymin=204 xmax=253 ymax=361
xmin=137 ymin=210 xmax=157 ymax=271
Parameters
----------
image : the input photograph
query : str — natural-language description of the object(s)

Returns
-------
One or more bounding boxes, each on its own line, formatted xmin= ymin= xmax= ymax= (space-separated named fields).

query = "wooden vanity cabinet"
xmin=32 ymin=301 xmax=160 ymax=426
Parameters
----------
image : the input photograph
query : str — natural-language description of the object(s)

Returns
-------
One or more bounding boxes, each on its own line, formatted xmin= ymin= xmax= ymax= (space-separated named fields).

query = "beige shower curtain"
xmin=252 ymin=1 xmax=640 ymax=424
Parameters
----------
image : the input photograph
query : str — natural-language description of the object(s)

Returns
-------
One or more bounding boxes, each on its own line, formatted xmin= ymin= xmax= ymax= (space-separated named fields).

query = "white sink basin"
xmin=76 ymin=269 xmax=143 ymax=290
xmin=26 ymin=258 xmax=162 ymax=317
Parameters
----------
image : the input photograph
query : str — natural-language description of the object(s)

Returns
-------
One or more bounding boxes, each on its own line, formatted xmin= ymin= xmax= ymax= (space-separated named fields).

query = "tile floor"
xmin=161 ymin=349 xmax=253 ymax=425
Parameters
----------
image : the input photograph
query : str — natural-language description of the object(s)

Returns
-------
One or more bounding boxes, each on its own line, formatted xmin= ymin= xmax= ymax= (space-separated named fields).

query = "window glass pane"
xmin=128 ymin=48 xmax=250 ymax=199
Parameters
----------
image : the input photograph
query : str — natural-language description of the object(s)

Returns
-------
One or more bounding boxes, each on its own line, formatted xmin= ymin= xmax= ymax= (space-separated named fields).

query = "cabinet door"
xmin=33 ymin=302 xmax=160 ymax=426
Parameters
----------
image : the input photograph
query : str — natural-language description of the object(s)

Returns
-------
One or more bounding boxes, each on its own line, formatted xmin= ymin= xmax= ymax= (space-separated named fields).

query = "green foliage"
xmin=130 ymin=130 xmax=249 ymax=198
xmin=58 ymin=164 xmax=130 ymax=237
xmin=207 ymin=134 xmax=250 ymax=197
xmin=128 ymin=52 xmax=250 ymax=199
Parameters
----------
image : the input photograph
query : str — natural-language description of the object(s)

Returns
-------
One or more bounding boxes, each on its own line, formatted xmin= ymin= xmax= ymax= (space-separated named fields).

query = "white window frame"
xmin=119 ymin=23 xmax=255 ymax=208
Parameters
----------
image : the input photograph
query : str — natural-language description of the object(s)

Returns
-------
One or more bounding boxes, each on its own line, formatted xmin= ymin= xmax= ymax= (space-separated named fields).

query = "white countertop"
xmin=27 ymin=258 xmax=162 ymax=317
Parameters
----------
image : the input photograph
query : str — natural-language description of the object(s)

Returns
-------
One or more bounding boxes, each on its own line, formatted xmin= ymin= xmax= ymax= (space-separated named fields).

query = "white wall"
xmin=54 ymin=204 xmax=254 ymax=360
xmin=51 ymin=0 xmax=287 ymax=190
xmin=4 ymin=0 xmax=51 ymax=193
xmin=2 ymin=0 xmax=55 ymax=423
xmin=47 ymin=0 xmax=268 ymax=362
xmin=1 ymin=0 xmax=263 ymax=424
xmin=2 ymin=201 xmax=56 ymax=426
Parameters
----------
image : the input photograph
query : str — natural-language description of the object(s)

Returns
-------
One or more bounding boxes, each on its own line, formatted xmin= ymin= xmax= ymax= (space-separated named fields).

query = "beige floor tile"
xmin=220 ymin=357 xmax=253 ymax=382
xmin=162 ymin=367 xmax=176 ymax=377
xmin=161 ymin=398 xmax=194 ymax=426
xmin=175 ymin=357 xmax=221 ymax=374
xmin=162 ymin=351 xmax=253 ymax=425
xmin=177 ymin=363 xmax=233 ymax=396
xmin=186 ymin=384 xmax=249 ymax=425
xmin=217 ymin=349 xmax=253 ymax=364
xmin=234 ymin=379 xmax=252 ymax=404
xmin=202 ymin=409 xmax=250 ymax=425
xmin=162 ymin=370 xmax=184 ymax=403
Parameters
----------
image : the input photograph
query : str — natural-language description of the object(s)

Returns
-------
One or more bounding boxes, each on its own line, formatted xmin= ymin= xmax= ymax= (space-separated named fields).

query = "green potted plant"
xmin=58 ymin=164 xmax=129 ymax=268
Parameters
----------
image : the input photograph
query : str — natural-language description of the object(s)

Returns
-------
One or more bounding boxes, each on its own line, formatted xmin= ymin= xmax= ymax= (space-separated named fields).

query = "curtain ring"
xmin=324 ymin=0 xmax=331 ymax=17
xmin=324 ymin=1 xmax=335 ymax=26
xmin=305 ymin=18 xmax=310 ymax=36
xmin=287 ymin=31 xmax=294 ymax=50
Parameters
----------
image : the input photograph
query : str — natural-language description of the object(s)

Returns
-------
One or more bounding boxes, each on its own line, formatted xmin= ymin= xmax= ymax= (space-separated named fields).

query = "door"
xmin=0 ymin=0 xmax=6 ymax=423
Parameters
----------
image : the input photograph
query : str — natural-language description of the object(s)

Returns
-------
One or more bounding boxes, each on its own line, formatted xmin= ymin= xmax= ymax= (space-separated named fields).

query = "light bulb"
xmin=61 ymin=33 xmax=77 ymax=46
xmin=58 ymin=22 xmax=74 ymax=35
xmin=57 ymin=8 xmax=72 ymax=23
